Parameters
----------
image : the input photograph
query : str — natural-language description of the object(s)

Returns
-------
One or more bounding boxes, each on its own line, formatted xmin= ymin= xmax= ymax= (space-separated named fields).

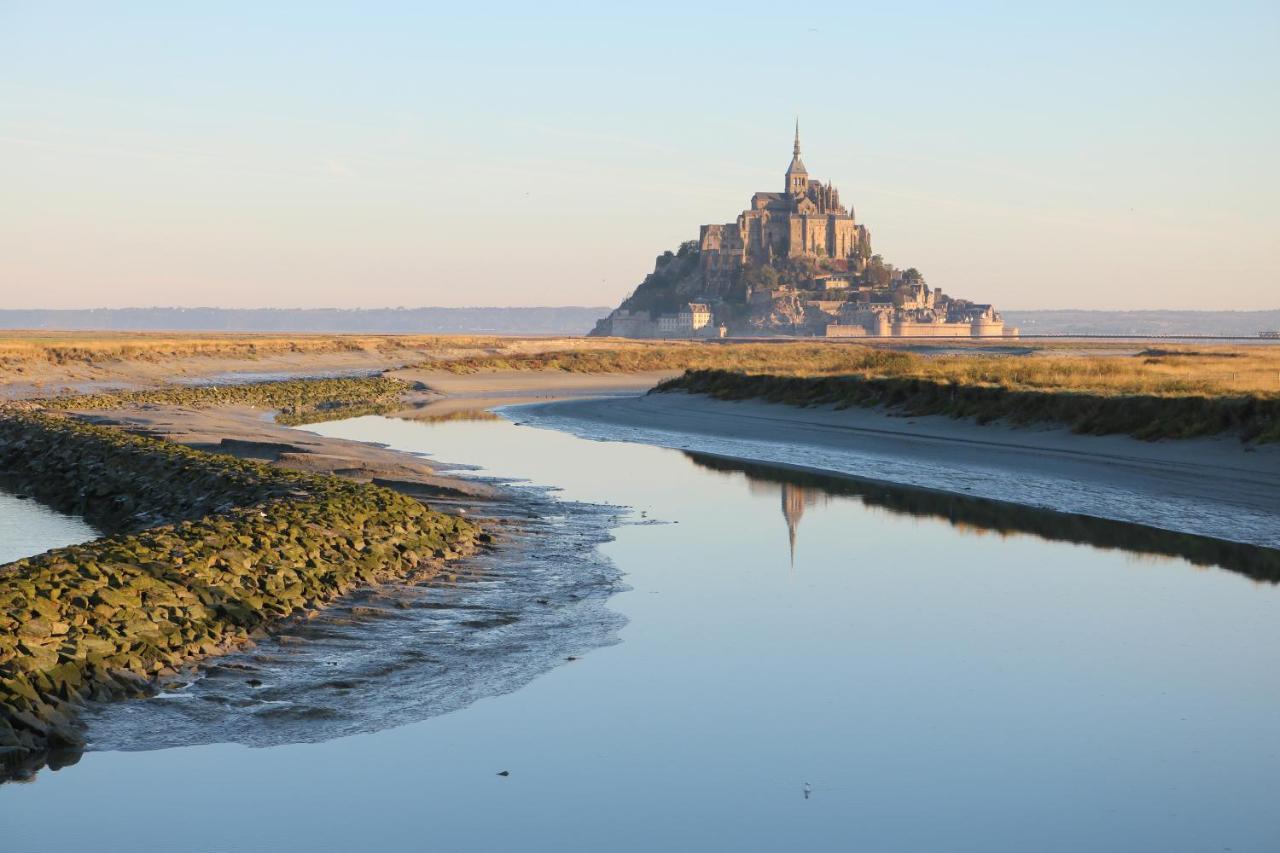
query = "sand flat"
xmin=391 ymin=367 xmax=677 ymax=397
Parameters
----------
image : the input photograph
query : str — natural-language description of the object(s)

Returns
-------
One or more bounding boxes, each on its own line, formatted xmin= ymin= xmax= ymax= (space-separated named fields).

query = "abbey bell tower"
xmin=784 ymin=119 xmax=808 ymax=195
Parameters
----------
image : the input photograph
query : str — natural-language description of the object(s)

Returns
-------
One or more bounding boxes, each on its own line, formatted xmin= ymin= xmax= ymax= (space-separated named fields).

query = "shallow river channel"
xmin=4 ymin=406 xmax=1280 ymax=852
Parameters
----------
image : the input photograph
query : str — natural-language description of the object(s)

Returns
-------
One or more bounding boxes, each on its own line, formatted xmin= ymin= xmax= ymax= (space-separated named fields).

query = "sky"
xmin=2 ymin=2 xmax=1277 ymax=311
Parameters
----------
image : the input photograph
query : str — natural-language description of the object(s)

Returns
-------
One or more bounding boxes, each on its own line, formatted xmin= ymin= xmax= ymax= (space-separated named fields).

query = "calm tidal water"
xmin=4 ymin=410 xmax=1280 ymax=852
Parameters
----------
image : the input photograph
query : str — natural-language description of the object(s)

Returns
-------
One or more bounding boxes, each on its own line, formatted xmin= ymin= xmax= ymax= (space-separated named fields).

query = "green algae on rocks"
xmin=0 ymin=411 xmax=479 ymax=778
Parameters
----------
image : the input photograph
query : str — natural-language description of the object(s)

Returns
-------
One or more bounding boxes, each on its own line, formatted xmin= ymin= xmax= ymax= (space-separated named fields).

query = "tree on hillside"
xmin=864 ymin=254 xmax=893 ymax=289
xmin=740 ymin=263 xmax=781 ymax=296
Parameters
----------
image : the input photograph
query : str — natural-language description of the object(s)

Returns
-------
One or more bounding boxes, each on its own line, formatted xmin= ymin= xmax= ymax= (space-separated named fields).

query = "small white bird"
xmin=803 ymin=782 xmax=812 ymax=799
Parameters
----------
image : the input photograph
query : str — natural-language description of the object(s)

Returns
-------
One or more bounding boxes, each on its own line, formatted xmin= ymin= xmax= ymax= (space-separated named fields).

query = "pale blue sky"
xmin=2 ymin=2 xmax=1277 ymax=310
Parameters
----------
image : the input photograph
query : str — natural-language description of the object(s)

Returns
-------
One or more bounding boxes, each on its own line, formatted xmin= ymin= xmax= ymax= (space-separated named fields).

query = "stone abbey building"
xmin=699 ymin=123 xmax=871 ymax=296
xmin=592 ymin=125 xmax=1014 ymax=339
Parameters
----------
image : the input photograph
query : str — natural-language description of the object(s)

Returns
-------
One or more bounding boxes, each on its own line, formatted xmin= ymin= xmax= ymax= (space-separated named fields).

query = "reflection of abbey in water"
xmin=747 ymin=479 xmax=826 ymax=565
xmin=686 ymin=451 xmax=1280 ymax=584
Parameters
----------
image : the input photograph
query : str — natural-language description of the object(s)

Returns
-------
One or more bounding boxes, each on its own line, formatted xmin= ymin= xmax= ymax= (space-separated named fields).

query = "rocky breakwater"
xmin=0 ymin=411 xmax=481 ymax=779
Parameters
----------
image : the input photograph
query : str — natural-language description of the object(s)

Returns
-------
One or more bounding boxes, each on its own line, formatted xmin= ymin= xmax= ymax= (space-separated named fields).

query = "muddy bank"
xmin=658 ymin=369 xmax=1280 ymax=442
xmin=513 ymin=392 xmax=1280 ymax=549
xmin=0 ymin=412 xmax=480 ymax=778
xmin=388 ymin=368 xmax=675 ymax=418
xmin=76 ymin=404 xmax=494 ymax=501
xmin=4 ymin=370 xmax=494 ymax=499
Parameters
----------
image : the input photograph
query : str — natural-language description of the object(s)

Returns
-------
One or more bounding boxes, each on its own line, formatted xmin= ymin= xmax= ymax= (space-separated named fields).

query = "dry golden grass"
xmin=0 ymin=331 xmax=509 ymax=369
xmin=436 ymin=342 xmax=1280 ymax=399
xmin=432 ymin=342 xmax=856 ymax=376
xmin=2 ymin=330 xmax=1277 ymax=400
xmin=876 ymin=346 xmax=1280 ymax=399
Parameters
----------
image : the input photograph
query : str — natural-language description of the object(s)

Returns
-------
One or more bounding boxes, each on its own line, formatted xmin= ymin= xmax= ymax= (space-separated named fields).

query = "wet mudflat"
xmin=4 ymin=410 xmax=1280 ymax=852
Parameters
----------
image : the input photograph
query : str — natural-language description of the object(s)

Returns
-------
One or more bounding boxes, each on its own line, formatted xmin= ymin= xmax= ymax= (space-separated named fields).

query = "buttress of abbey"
xmin=699 ymin=122 xmax=871 ymax=296
xmin=591 ymin=123 xmax=1014 ymax=339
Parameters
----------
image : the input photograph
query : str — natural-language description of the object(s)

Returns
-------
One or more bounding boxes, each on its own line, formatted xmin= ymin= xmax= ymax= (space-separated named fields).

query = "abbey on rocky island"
xmin=591 ymin=124 xmax=1015 ymax=339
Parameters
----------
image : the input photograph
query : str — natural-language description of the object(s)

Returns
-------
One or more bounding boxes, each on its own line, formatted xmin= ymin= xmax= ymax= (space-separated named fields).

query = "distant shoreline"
xmin=0 ymin=307 xmax=610 ymax=336
xmin=0 ymin=307 xmax=1275 ymax=338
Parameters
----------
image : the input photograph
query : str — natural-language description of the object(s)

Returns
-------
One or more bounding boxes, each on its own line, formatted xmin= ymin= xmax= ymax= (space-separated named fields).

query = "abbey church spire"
xmin=785 ymin=118 xmax=808 ymax=195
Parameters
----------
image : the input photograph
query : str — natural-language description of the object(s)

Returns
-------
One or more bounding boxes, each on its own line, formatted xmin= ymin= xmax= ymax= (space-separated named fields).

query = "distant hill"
xmin=0 ymin=307 xmax=611 ymax=336
xmin=1003 ymin=310 xmax=1280 ymax=338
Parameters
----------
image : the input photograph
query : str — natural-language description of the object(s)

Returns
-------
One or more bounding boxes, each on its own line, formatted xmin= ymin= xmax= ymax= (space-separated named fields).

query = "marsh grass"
xmin=435 ymin=342 xmax=1280 ymax=399
xmin=432 ymin=343 xmax=917 ymax=377
xmin=658 ymin=369 xmax=1280 ymax=442
xmin=9 ymin=333 xmax=1279 ymax=439
xmin=0 ymin=332 xmax=505 ymax=369
xmin=445 ymin=340 xmax=1280 ymax=441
